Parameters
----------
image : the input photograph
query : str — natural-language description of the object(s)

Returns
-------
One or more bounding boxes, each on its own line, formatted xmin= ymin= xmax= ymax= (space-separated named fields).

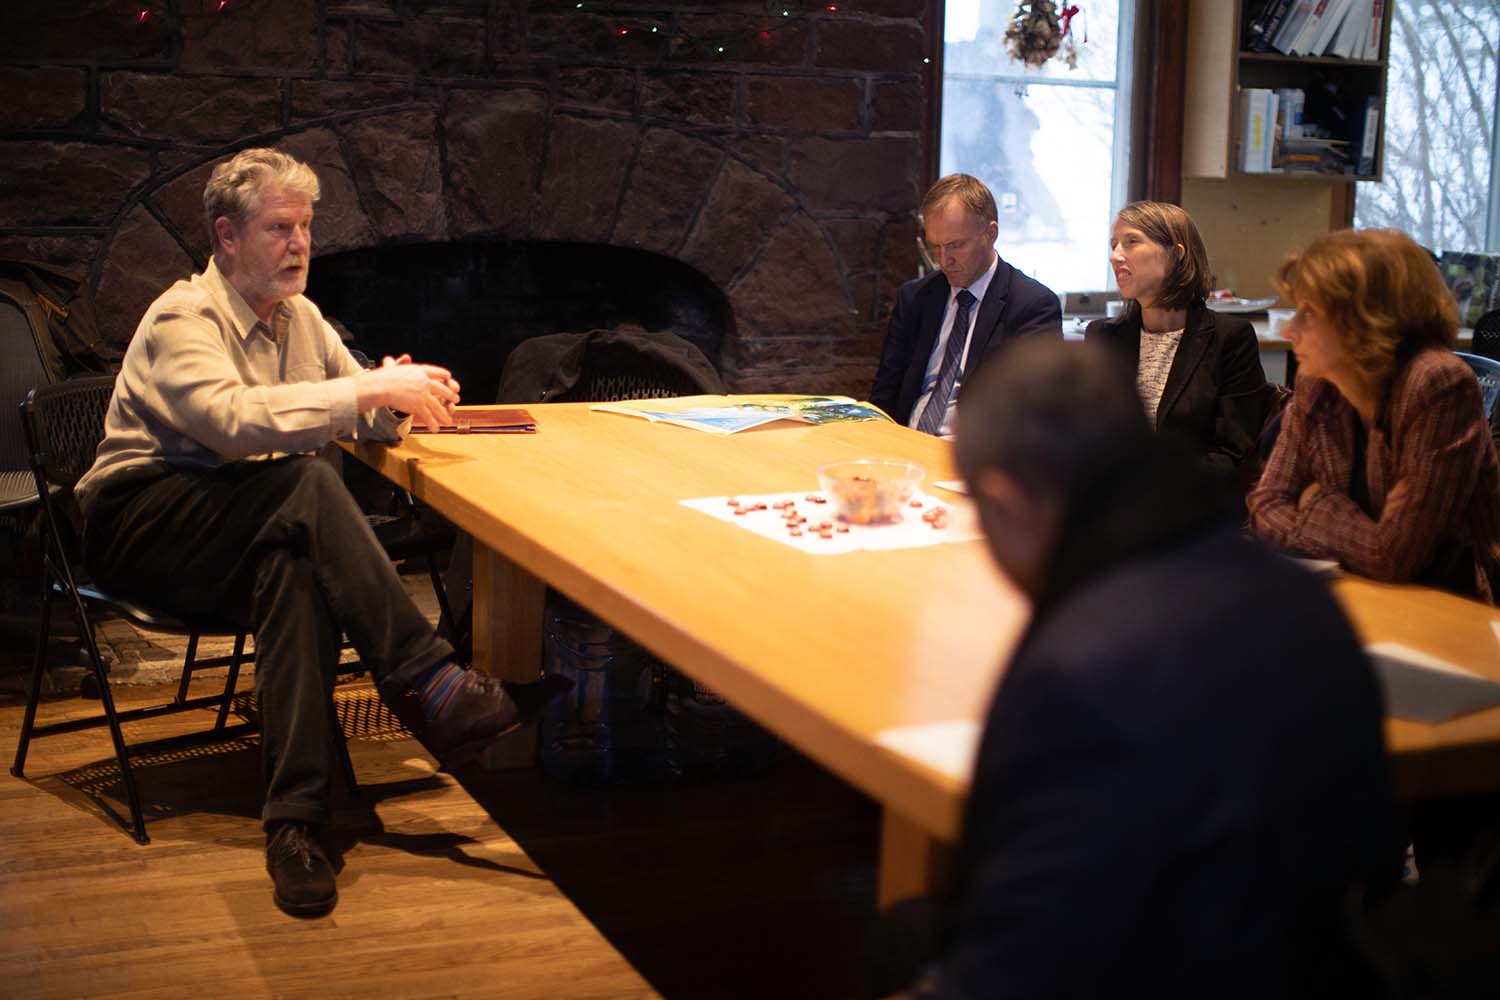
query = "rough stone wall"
xmin=0 ymin=0 xmax=930 ymax=396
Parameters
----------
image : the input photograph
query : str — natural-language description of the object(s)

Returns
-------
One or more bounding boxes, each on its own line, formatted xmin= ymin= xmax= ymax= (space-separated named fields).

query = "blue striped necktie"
xmin=916 ymin=289 xmax=977 ymax=435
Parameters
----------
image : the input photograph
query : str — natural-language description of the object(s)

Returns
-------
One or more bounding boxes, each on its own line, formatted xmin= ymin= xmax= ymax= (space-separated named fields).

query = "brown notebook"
xmin=413 ymin=406 xmax=536 ymax=434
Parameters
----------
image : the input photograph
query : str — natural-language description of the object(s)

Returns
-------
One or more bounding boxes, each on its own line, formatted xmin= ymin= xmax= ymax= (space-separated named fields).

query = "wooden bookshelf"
xmin=1183 ymin=0 xmax=1393 ymax=183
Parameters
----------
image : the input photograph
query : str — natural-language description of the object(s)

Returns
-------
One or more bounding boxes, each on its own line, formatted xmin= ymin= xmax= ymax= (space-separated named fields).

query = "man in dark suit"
xmin=903 ymin=340 xmax=1399 ymax=998
xmin=870 ymin=174 xmax=1062 ymax=434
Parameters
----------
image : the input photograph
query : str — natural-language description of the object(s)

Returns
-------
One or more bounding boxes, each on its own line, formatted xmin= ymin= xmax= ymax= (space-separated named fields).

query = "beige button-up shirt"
xmin=76 ymin=257 xmax=407 ymax=508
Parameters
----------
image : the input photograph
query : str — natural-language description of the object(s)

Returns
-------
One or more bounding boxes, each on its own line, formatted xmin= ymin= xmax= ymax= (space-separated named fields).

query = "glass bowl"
xmin=816 ymin=458 xmax=925 ymax=525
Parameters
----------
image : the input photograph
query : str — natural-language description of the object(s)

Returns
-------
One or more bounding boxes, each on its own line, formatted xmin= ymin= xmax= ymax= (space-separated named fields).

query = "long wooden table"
xmin=347 ymin=403 xmax=1500 ymax=904
xmin=1340 ymin=576 xmax=1500 ymax=798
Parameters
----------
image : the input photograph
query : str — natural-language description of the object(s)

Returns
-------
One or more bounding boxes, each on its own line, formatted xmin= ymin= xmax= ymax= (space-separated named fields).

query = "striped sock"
xmin=414 ymin=660 xmax=466 ymax=721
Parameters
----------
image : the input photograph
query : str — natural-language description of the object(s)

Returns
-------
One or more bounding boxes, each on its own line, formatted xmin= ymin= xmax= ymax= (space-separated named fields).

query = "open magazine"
xmin=592 ymin=394 xmax=894 ymax=435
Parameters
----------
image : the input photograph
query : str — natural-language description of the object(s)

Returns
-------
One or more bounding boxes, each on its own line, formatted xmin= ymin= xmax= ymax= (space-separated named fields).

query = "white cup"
xmin=1267 ymin=307 xmax=1294 ymax=338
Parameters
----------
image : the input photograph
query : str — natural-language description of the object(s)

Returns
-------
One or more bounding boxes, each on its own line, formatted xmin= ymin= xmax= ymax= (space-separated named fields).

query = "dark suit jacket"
xmin=870 ymin=259 xmax=1062 ymax=425
xmin=1085 ymin=303 xmax=1268 ymax=482
xmin=933 ymin=446 xmax=1397 ymax=1000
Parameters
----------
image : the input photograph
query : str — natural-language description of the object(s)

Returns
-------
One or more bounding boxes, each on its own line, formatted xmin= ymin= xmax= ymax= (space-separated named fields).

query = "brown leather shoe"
xmin=266 ymin=821 xmax=337 ymax=917
xmin=424 ymin=671 xmax=571 ymax=765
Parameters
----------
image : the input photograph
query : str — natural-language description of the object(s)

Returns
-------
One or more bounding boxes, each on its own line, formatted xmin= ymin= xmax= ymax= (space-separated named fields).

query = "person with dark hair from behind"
xmin=1086 ymin=201 xmax=1268 ymax=495
xmin=870 ymin=173 xmax=1062 ymax=436
xmin=1248 ymin=227 xmax=1500 ymax=603
xmin=894 ymin=339 xmax=1398 ymax=999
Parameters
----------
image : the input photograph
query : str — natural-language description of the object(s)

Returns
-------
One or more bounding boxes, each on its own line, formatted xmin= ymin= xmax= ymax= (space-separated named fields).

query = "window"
xmin=1354 ymin=2 xmax=1500 ymax=253
xmin=939 ymin=0 xmax=1138 ymax=294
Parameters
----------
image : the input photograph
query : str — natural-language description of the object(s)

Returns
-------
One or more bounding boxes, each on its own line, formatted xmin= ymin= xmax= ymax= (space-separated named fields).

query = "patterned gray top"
xmin=1136 ymin=327 xmax=1184 ymax=426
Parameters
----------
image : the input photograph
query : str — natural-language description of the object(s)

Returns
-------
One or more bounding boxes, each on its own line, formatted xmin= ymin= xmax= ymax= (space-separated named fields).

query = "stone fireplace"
xmin=0 ymin=0 xmax=933 ymax=397
xmin=308 ymin=239 xmax=731 ymax=405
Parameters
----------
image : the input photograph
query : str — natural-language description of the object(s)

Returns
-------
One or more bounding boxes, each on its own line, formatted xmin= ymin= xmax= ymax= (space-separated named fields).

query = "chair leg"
xmin=174 ymin=633 xmax=202 ymax=704
xmin=428 ymin=562 xmax=454 ymax=641
xmin=11 ymin=566 xmax=54 ymax=778
xmin=331 ymin=699 xmax=360 ymax=800
xmin=66 ymin=587 xmax=150 ymax=844
xmin=214 ymin=634 xmax=248 ymax=731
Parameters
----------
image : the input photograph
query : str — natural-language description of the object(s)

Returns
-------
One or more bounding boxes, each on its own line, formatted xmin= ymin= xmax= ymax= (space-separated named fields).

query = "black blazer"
xmin=936 ymin=444 xmax=1396 ymax=999
xmin=1085 ymin=302 xmax=1268 ymax=482
xmin=870 ymin=259 xmax=1062 ymax=425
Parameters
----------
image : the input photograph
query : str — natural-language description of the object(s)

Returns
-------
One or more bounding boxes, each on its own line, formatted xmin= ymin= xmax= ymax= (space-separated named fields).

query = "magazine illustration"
xmin=592 ymin=394 xmax=894 ymax=435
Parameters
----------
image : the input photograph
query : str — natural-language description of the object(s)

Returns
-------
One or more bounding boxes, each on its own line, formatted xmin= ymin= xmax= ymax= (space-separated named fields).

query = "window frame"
xmin=923 ymin=0 xmax=1187 ymax=206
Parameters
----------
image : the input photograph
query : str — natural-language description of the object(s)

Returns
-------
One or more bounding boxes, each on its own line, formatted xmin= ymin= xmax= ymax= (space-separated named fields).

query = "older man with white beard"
xmin=75 ymin=147 xmax=566 ymax=918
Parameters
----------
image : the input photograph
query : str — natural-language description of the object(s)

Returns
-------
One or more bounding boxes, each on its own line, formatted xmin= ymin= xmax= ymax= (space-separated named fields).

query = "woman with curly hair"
xmin=1248 ymin=228 xmax=1500 ymax=602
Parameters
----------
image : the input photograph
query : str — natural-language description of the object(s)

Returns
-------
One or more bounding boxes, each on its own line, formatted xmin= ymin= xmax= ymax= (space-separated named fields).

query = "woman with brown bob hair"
xmin=1248 ymin=228 xmax=1500 ymax=602
xmin=1086 ymin=202 xmax=1268 ymax=487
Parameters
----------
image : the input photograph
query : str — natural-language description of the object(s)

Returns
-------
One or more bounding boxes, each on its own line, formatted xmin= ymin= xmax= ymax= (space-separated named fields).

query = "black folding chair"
xmin=11 ymin=375 xmax=250 ymax=844
xmin=0 ymin=295 xmax=52 ymax=519
xmin=1472 ymin=308 xmax=1500 ymax=364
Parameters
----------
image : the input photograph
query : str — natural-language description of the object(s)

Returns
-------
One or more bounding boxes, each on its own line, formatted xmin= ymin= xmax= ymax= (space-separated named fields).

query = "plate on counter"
xmin=1207 ymin=296 xmax=1279 ymax=313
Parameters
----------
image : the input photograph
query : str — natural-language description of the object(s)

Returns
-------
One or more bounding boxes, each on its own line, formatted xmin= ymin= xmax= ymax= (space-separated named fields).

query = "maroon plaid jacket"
xmin=1249 ymin=346 xmax=1500 ymax=604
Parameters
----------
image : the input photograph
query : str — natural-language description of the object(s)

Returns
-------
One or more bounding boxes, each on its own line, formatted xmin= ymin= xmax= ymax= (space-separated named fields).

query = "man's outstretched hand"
xmin=357 ymin=353 xmax=461 ymax=429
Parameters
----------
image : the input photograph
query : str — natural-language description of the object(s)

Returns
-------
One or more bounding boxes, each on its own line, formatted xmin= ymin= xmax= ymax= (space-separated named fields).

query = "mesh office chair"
xmin=1457 ymin=351 xmax=1500 ymax=431
xmin=11 ymin=376 xmax=251 ymax=844
xmin=1471 ymin=309 xmax=1500 ymax=364
xmin=556 ymin=340 xmax=712 ymax=403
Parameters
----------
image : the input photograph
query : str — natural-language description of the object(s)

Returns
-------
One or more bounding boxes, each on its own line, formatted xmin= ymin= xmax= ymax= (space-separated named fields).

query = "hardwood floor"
xmin=0 ymin=663 xmax=879 ymax=999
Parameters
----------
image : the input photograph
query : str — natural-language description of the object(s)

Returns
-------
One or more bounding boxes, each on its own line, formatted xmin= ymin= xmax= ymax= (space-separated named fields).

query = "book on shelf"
xmin=1240 ymin=89 xmax=1277 ymax=173
xmin=1276 ymin=87 xmax=1305 ymax=141
xmin=1365 ymin=0 xmax=1384 ymax=59
xmin=1287 ymin=0 xmax=1332 ymax=55
xmin=1270 ymin=1 xmax=1317 ymax=53
xmin=1308 ymin=0 xmax=1354 ymax=56
xmin=1355 ymin=97 xmax=1380 ymax=175
xmin=1246 ymin=0 xmax=1297 ymax=52
xmin=1282 ymin=151 xmax=1352 ymax=174
xmin=1278 ymin=137 xmax=1351 ymax=174
xmin=1329 ymin=0 xmax=1370 ymax=59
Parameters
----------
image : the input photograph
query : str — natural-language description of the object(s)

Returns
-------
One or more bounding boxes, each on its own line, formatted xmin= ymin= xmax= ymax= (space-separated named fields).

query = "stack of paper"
xmin=1367 ymin=642 xmax=1500 ymax=724
xmin=875 ymin=720 xmax=982 ymax=784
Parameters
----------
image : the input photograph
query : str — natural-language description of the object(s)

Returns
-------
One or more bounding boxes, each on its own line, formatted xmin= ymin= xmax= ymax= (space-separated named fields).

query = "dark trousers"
xmin=82 ymin=455 xmax=452 ymax=828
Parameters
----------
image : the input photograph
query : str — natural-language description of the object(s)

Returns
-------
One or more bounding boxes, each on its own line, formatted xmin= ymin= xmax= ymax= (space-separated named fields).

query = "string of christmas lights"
xmin=130 ymin=0 xmax=935 ymax=67
xmin=577 ymin=1 xmax=845 ymax=61
xmin=136 ymin=0 xmax=229 ymax=23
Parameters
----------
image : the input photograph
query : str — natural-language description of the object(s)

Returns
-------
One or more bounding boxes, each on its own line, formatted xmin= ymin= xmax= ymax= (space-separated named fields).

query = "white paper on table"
xmin=1367 ymin=641 xmax=1500 ymax=724
xmin=874 ymin=720 xmax=982 ymax=784
xmin=1291 ymin=556 xmax=1341 ymax=577
xmin=931 ymin=479 xmax=969 ymax=495
xmin=681 ymin=490 xmax=983 ymax=554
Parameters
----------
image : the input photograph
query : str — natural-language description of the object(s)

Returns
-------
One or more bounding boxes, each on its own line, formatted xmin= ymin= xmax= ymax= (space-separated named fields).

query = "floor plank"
xmin=0 ymin=640 xmax=879 ymax=999
xmin=0 ymin=678 xmax=662 ymax=1000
